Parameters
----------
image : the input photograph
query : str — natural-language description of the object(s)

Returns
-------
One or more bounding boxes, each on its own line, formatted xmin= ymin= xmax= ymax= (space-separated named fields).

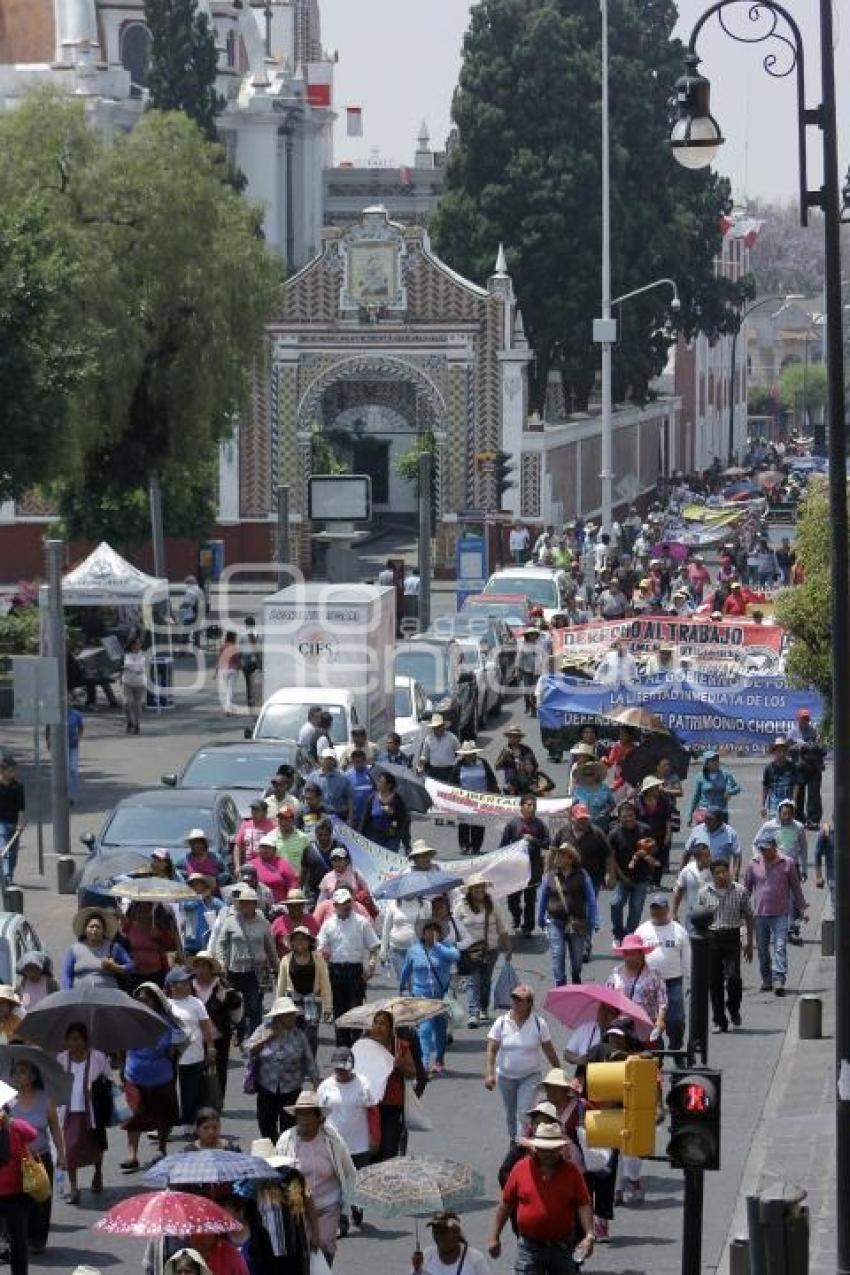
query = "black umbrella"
xmin=620 ymin=735 xmax=692 ymax=788
xmin=372 ymin=762 xmax=433 ymax=814
xmin=21 ymin=986 xmax=167 ymax=1053
xmin=0 ymin=1044 xmax=73 ymax=1106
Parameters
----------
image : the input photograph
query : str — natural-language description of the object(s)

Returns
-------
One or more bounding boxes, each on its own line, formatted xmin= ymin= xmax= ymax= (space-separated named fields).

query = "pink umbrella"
xmin=544 ymin=982 xmax=655 ymax=1042
xmin=93 ymin=1189 xmax=241 ymax=1237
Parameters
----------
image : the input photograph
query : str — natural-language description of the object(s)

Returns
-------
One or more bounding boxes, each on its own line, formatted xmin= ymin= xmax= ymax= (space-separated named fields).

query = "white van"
xmin=252 ymin=686 xmax=359 ymax=748
xmin=483 ymin=567 xmax=565 ymax=621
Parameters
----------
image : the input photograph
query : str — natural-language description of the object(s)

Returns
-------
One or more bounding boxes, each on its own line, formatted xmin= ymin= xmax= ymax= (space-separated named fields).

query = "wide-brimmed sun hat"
xmin=612 ymin=934 xmax=657 ymax=957
xmin=72 ymin=907 xmax=119 ymax=941
xmin=520 ymin=1120 xmax=569 ymax=1151
xmin=283 ymin=1089 xmax=326 ymax=1117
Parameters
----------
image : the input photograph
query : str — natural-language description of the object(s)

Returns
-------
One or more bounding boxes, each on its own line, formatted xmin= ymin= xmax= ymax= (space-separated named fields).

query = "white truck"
xmin=254 ymin=582 xmax=396 ymax=744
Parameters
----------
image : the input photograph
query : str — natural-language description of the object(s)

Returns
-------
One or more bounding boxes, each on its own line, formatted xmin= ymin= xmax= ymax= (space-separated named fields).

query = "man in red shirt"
xmin=489 ymin=1121 xmax=594 ymax=1272
xmin=722 ymin=581 xmax=748 ymax=617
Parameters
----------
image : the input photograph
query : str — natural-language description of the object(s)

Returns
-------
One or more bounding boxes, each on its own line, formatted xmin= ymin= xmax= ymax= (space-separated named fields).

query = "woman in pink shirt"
xmin=0 ymin=1109 xmax=37 ymax=1274
xmin=232 ymin=799 xmax=275 ymax=871
xmin=246 ymin=835 xmax=300 ymax=904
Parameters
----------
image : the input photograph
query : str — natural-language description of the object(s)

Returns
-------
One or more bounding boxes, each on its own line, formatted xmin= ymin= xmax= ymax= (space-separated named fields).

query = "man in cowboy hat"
xmin=761 ymin=737 xmax=801 ymax=818
xmin=317 ymin=888 xmax=380 ymax=1045
xmin=495 ymin=724 xmax=537 ymax=792
xmin=491 ymin=1122 xmax=594 ymax=1269
xmin=417 ymin=714 xmax=461 ymax=783
xmin=450 ymin=740 xmax=499 ymax=857
xmin=211 ymin=887 xmax=278 ymax=1043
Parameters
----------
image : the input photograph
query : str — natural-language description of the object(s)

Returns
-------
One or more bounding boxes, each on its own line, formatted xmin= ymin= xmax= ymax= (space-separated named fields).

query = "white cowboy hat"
xmin=184 ymin=827 xmax=209 ymax=844
xmin=266 ymin=996 xmax=298 ymax=1019
xmin=455 ymin=741 xmax=482 ymax=756
xmin=519 ymin=1119 xmax=569 ymax=1151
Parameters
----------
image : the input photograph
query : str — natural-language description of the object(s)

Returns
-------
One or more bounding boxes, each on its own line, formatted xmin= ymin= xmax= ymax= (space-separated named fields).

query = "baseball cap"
xmin=330 ymin=1047 xmax=355 ymax=1071
xmin=570 ymin=803 xmax=591 ymax=820
xmin=329 ymin=847 xmax=349 ymax=860
xmin=754 ymin=831 xmax=778 ymax=849
xmin=320 ymin=747 xmax=337 ymax=760
xmin=332 ymin=887 xmax=353 ymax=904
xmin=648 ymin=892 xmax=670 ymax=909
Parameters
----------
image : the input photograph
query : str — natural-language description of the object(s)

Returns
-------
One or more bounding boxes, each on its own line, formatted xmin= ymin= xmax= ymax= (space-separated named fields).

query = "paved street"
xmin=0 ymin=611 xmax=834 ymax=1275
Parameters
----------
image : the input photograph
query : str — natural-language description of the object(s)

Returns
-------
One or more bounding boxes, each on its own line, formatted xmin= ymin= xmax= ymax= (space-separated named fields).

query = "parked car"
xmin=483 ymin=568 xmax=565 ymax=621
xmin=461 ymin=591 xmax=533 ymax=638
xmin=80 ymin=788 xmax=240 ymax=874
xmin=427 ymin=611 xmax=517 ymax=688
xmin=394 ymin=637 xmax=477 ymax=740
xmin=161 ymin=740 xmax=300 ymax=818
xmin=394 ymin=675 xmax=429 ymax=759
xmin=0 ymin=912 xmax=44 ymax=985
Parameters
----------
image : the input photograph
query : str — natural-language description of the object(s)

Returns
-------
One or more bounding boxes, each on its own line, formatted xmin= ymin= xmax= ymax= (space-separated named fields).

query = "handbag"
xmin=443 ymin=989 xmax=466 ymax=1029
xmin=21 ymin=1149 xmax=51 ymax=1203
xmin=578 ymin=1126 xmax=613 ymax=1175
xmin=403 ymin=1085 xmax=432 ymax=1132
xmin=492 ymin=959 xmax=519 ymax=1009
xmin=458 ymin=911 xmax=490 ymax=976
xmin=111 ymin=1080 xmax=132 ymax=1126
xmin=242 ymin=1052 xmax=259 ymax=1096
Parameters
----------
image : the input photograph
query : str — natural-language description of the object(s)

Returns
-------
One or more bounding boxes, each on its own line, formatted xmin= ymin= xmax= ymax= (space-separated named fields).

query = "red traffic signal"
xmin=667 ymin=1068 xmax=722 ymax=1171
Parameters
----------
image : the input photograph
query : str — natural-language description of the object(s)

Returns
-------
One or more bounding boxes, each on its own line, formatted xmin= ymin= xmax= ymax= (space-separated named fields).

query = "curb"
xmin=716 ymin=885 xmax=833 ymax=1273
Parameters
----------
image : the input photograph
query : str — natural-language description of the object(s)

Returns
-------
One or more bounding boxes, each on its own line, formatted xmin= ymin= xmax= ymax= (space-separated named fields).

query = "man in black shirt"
xmin=554 ymin=803 xmax=611 ymax=962
xmin=500 ymin=794 xmax=549 ymax=934
xmin=0 ymin=756 xmax=26 ymax=885
xmin=607 ymin=802 xmax=656 ymax=941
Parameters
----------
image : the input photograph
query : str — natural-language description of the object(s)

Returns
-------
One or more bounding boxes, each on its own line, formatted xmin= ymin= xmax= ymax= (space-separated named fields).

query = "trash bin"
xmin=148 ymin=654 xmax=173 ymax=708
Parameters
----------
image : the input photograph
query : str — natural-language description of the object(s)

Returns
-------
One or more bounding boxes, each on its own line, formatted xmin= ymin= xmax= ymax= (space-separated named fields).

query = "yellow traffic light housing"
xmin=585 ymin=1056 xmax=659 ymax=1157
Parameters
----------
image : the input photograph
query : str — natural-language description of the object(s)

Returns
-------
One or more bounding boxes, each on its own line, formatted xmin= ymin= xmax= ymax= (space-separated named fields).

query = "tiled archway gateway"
xmin=239 ymin=206 xmax=531 ymax=568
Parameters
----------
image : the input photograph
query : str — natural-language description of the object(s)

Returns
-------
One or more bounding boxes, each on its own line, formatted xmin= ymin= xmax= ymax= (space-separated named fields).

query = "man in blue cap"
xmin=682 ymin=805 xmax=742 ymax=880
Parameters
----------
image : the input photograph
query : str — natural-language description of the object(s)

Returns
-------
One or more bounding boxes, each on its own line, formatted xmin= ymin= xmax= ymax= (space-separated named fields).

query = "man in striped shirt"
xmin=697 ymin=860 xmax=755 ymax=1033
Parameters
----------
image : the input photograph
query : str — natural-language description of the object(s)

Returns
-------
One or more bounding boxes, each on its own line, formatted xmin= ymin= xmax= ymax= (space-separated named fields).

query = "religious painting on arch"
xmin=348 ymin=242 xmax=398 ymax=304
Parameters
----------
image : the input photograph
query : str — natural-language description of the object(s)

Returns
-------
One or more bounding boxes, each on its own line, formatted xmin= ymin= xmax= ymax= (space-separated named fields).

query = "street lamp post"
xmin=669 ymin=1 xmax=849 ymax=1269
xmin=596 ymin=0 xmax=615 ymax=536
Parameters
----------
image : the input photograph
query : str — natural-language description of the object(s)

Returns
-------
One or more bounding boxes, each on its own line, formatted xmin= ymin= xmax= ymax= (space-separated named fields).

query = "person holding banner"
xmin=500 ymin=796 xmax=549 ymax=936
xmin=450 ymin=742 xmax=500 ymax=856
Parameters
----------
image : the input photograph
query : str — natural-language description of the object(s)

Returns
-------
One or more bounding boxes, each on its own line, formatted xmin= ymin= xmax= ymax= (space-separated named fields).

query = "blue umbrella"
xmin=144 ymin=1149 xmax=278 ymax=1188
xmin=374 ymin=868 xmax=464 ymax=901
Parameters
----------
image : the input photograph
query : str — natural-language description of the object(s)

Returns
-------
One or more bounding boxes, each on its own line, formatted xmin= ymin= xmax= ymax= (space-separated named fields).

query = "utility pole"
xmin=45 ymin=540 xmax=71 ymax=865
xmin=418 ymin=451 xmax=432 ymax=632
xmin=276 ymin=483 xmax=291 ymax=590
xmin=596 ymin=0 xmax=615 ymax=535
xmin=149 ymin=474 xmax=167 ymax=581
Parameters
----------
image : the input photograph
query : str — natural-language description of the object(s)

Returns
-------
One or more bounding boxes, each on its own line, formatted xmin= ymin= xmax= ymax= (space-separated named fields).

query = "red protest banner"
xmin=552 ymin=617 xmax=784 ymax=660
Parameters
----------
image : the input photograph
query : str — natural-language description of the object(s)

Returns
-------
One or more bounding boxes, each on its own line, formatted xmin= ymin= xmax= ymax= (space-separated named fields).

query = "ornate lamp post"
xmin=670 ymin=2 xmax=849 ymax=1269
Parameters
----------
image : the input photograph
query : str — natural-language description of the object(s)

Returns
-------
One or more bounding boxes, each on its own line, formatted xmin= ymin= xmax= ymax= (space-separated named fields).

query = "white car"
xmin=483 ymin=567 xmax=566 ymax=621
xmin=394 ymin=675 xmax=429 ymax=760
xmin=454 ymin=637 xmax=502 ymax=723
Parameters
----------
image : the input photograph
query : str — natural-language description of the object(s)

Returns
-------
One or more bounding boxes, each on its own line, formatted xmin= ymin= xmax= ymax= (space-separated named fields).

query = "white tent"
xmin=55 ymin=541 xmax=168 ymax=606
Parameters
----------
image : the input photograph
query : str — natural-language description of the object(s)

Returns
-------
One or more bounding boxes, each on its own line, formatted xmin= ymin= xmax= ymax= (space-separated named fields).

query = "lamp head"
xmin=670 ymin=53 xmax=724 ymax=170
xmin=670 ymin=295 xmax=681 ymax=313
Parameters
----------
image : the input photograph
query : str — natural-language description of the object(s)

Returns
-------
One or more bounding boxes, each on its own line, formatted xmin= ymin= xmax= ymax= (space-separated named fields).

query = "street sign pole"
xmin=418 ymin=451 xmax=432 ymax=632
xmin=682 ymin=1169 xmax=705 ymax=1275
xmin=45 ymin=540 xmax=71 ymax=863
xmin=276 ymin=483 xmax=291 ymax=590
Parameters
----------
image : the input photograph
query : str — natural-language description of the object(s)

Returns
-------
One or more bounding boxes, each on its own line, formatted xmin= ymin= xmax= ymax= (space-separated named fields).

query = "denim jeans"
xmin=466 ymin=952 xmax=498 ymax=1017
xmin=610 ymin=881 xmax=648 ymax=941
xmin=68 ymin=747 xmax=80 ymax=800
xmin=664 ymin=976 xmax=686 ymax=1050
xmin=497 ymin=1070 xmax=541 ymax=1142
xmin=229 ymin=970 xmax=263 ymax=1044
xmin=515 ymin=1235 xmax=579 ymax=1274
xmin=418 ymin=1013 xmax=448 ymax=1067
xmin=546 ymin=920 xmax=586 ymax=986
xmin=0 ymin=821 xmax=18 ymax=883
xmin=755 ymin=914 xmax=789 ymax=986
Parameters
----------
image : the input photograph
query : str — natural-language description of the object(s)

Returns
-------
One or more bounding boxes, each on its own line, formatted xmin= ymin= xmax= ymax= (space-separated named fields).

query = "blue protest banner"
xmin=538 ymin=675 xmax=822 ymax=750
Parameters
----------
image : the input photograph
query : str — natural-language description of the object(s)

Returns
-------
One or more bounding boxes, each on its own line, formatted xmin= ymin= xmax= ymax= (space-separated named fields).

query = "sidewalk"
xmin=718 ymin=884 xmax=836 ymax=1274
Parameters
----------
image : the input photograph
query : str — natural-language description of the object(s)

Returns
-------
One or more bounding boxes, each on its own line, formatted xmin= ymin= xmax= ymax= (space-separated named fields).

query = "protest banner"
xmin=538 ymin=674 xmax=822 ymax=750
xmin=425 ymin=779 xmax=572 ymax=822
xmin=552 ymin=616 xmax=784 ymax=661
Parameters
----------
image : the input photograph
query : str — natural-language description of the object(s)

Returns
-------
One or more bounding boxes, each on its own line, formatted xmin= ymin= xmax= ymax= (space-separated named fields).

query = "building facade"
xmin=323 ymin=123 xmax=447 ymax=229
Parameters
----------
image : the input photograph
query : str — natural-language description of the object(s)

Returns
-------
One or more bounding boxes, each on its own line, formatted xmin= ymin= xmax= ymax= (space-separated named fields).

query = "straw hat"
xmin=639 ymin=775 xmax=664 ymax=794
xmin=525 ymin=1099 xmax=559 ymax=1121
xmin=571 ymin=742 xmax=596 ymax=758
xmin=502 ymin=724 xmax=526 ymax=737
xmin=455 ymin=741 xmax=482 ymax=757
xmin=72 ymin=907 xmax=119 ymax=941
xmin=520 ymin=1120 xmax=569 ymax=1151
xmin=283 ymin=1089 xmax=326 ymax=1116
xmin=0 ymin=985 xmax=21 ymax=1007
xmin=184 ymin=828 xmax=209 ymax=844
xmin=464 ymin=873 xmax=494 ymax=891
xmin=612 ymin=934 xmax=657 ymax=957
xmin=189 ymin=951 xmax=224 ymax=975
xmin=266 ymin=996 xmax=298 ymax=1019
xmin=285 ymin=890 xmax=309 ymax=907
xmin=409 ymin=840 xmax=435 ymax=859
xmin=543 ymin=1067 xmax=581 ymax=1090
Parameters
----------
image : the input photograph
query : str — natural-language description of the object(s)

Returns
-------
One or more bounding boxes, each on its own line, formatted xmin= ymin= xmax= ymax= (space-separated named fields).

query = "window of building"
xmin=120 ymin=22 xmax=152 ymax=97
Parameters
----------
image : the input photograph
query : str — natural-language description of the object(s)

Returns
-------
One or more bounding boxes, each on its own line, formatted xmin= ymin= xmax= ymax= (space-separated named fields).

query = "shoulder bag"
xmin=458 ymin=909 xmax=490 ymax=975
xmin=21 ymin=1146 xmax=51 ymax=1203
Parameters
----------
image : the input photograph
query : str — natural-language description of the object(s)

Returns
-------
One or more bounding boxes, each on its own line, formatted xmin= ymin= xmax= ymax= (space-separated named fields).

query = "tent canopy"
xmin=40 ymin=541 xmax=169 ymax=607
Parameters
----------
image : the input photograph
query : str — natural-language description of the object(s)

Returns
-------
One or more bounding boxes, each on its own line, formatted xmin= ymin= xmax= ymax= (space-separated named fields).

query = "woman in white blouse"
xmin=483 ymin=983 xmax=560 ymax=1143
xmin=121 ymin=636 xmax=148 ymax=736
xmin=57 ymin=1022 xmax=111 ymax=1204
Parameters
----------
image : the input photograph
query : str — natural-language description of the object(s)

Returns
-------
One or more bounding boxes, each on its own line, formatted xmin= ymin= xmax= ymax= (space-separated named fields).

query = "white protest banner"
xmin=443 ymin=840 xmax=531 ymax=900
xmin=330 ymin=820 xmax=406 ymax=894
xmin=425 ymin=779 xmax=572 ymax=822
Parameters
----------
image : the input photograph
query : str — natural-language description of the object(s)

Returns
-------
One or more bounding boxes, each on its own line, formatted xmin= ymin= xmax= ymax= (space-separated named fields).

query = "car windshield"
xmin=394 ymin=685 xmax=413 ymax=717
xmin=486 ymin=575 xmax=558 ymax=607
xmin=465 ymin=600 xmax=525 ymax=625
xmin=182 ymin=746 xmax=295 ymax=788
xmin=455 ymin=641 xmax=482 ymax=665
xmin=394 ymin=649 xmax=449 ymax=696
xmin=257 ymin=704 xmax=347 ymax=743
xmin=103 ymin=805 xmax=216 ymax=846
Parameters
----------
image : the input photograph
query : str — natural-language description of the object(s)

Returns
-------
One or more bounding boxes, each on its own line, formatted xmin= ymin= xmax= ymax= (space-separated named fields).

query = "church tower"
xmin=293 ymin=0 xmax=321 ymax=65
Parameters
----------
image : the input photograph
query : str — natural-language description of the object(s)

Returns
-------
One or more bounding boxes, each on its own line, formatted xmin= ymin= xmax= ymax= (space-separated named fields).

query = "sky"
xmin=321 ymin=0 xmax=850 ymax=208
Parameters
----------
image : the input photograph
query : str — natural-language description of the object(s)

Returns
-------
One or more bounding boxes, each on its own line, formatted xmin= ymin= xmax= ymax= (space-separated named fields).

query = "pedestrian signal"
xmin=585 ymin=1056 xmax=658 ymax=1157
xmin=667 ymin=1068 xmax=722 ymax=1171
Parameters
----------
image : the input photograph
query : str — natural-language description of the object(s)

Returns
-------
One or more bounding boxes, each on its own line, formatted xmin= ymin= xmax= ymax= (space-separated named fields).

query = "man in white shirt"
xmin=593 ymin=640 xmax=639 ymax=686
xmin=509 ymin=522 xmax=531 ymax=565
xmin=672 ymin=843 xmax=713 ymax=932
xmin=418 ymin=715 xmax=461 ymax=782
xmin=317 ymin=888 xmax=380 ymax=1045
xmin=165 ymin=965 xmax=214 ymax=1133
xmin=317 ymin=1045 xmax=378 ymax=1232
xmin=636 ymin=894 xmax=690 ymax=1050
xmin=297 ymin=706 xmax=324 ymax=763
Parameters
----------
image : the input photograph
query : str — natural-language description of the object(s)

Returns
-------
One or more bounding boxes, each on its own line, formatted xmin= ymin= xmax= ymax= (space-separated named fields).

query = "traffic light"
xmin=585 ymin=1056 xmax=659 ymax=1157
xmin=495 ymin=450 xmax=516 ymax=500
xmin=667 ymin=1068 xmax=722 ymax=1171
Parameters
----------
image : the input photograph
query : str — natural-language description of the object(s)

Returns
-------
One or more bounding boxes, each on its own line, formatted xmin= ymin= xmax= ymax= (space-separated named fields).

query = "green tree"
xmin=430 ymin=0 xmax=753 ymax=412
xmin=778 ymin=361 xmax=828 ymax=427
xmin=144 ymin=0 xmax=223 ymax=140
xmin=774 ymin=482 xmax=832 ymax=725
